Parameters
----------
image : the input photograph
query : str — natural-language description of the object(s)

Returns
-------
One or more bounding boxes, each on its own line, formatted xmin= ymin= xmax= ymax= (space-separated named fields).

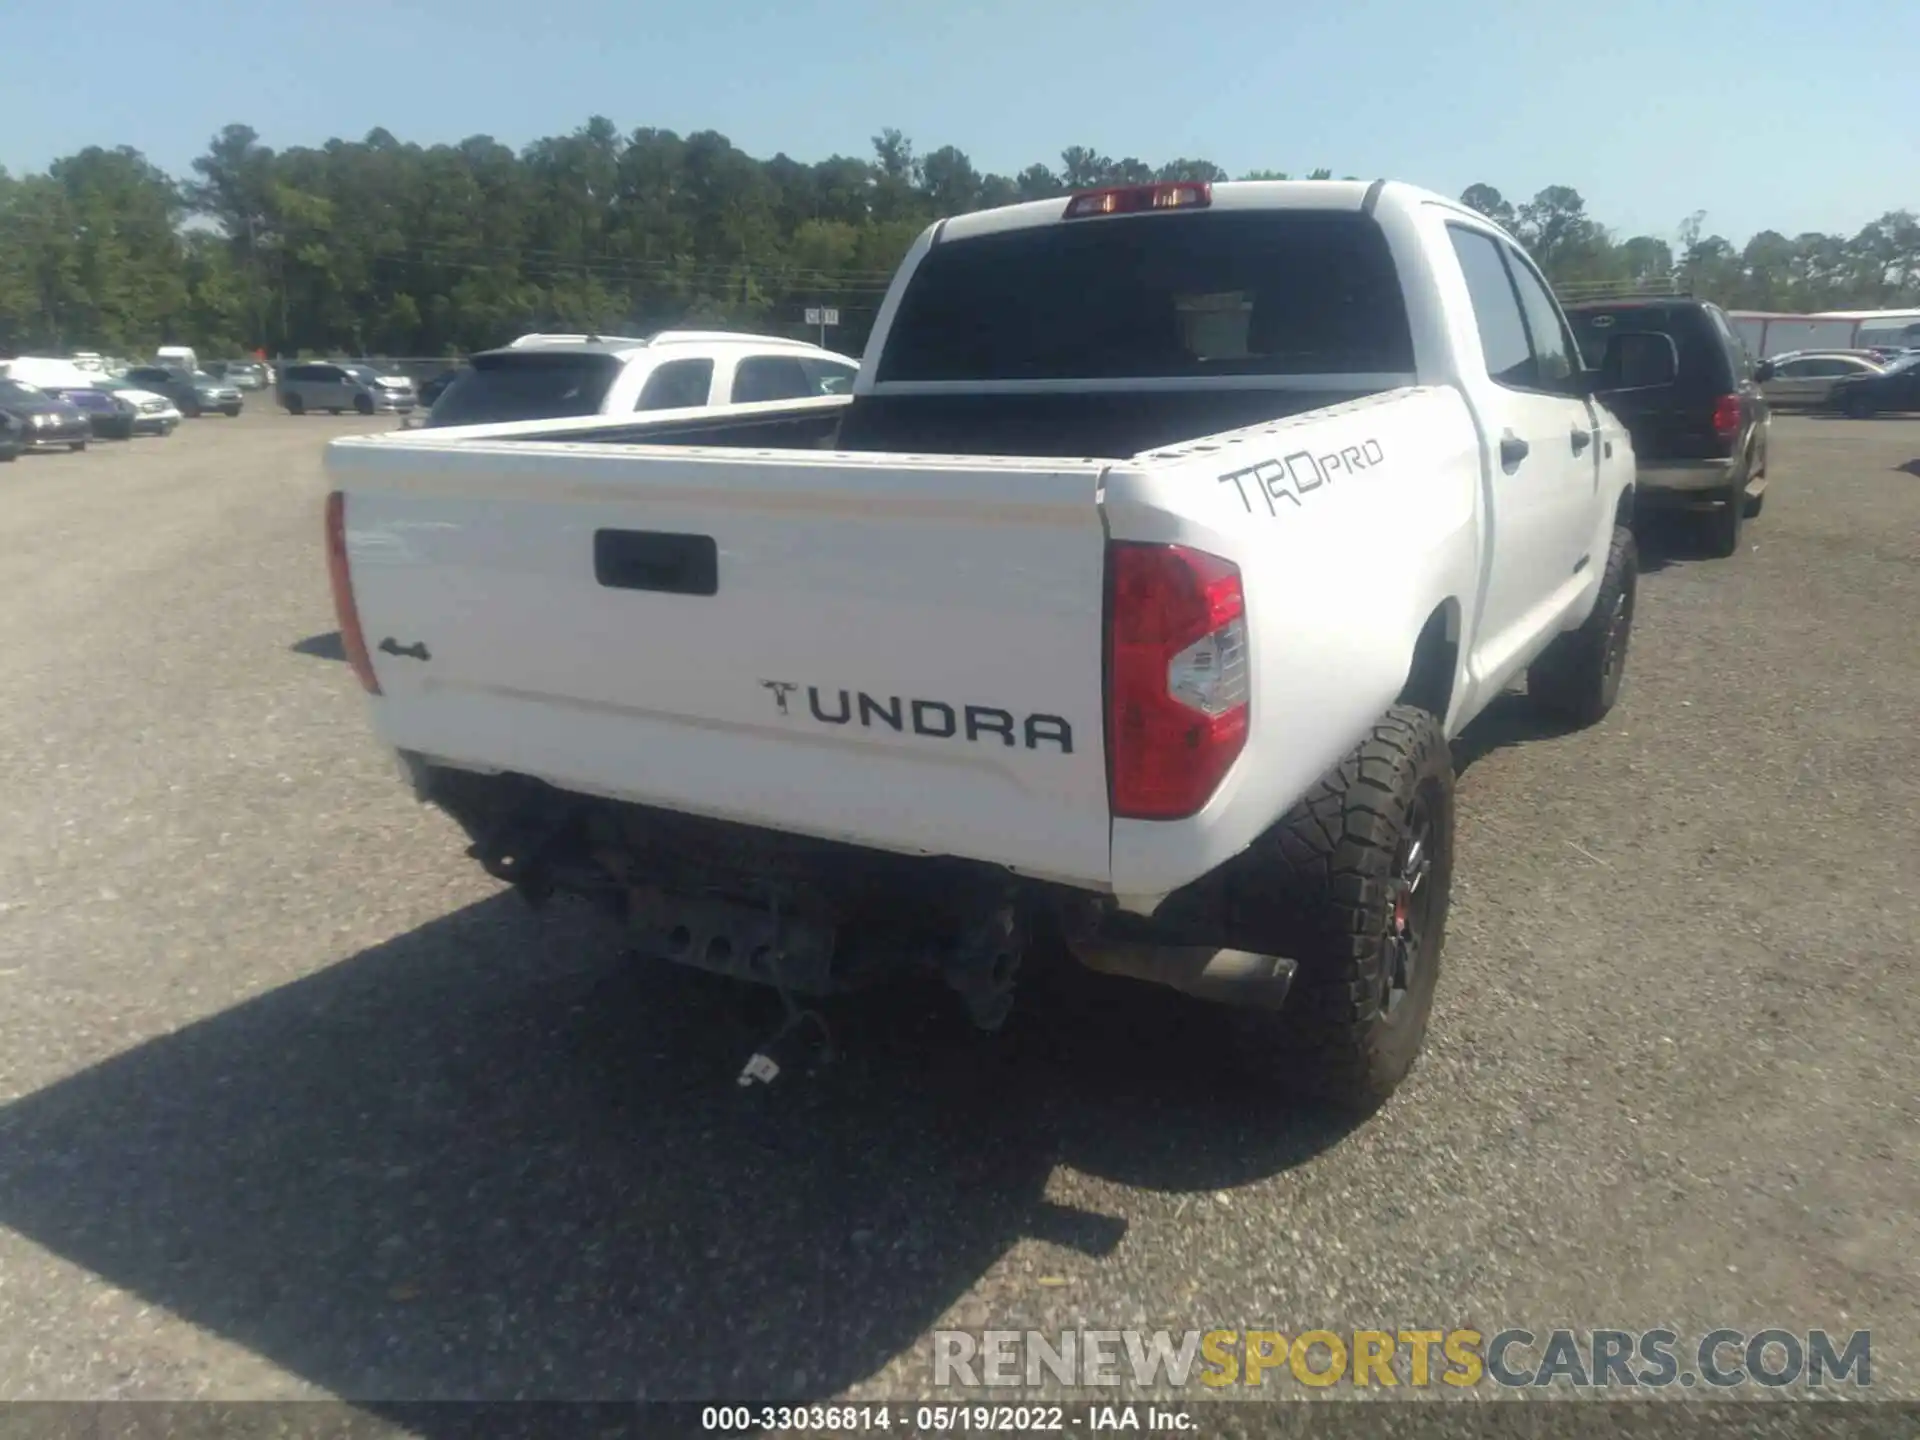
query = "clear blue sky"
xmin=4 ymin=0 xmax=1913 ymax=248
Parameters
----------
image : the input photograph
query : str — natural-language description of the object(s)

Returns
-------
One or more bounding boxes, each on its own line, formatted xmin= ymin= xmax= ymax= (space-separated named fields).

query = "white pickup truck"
xmin=323 ymin=179 xmax=1671 ymax=1109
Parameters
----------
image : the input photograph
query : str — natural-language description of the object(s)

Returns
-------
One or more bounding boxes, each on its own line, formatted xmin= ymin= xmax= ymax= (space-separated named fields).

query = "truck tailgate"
xmin=325 ymin=437 xmax=1116 ymax=888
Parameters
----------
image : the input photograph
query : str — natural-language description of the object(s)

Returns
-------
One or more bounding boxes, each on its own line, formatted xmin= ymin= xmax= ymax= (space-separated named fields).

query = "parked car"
xmin=42 ymin=385 xmax=139 ymax=440
xmin=0 ymin=378 xmax=92 ymax=450
xmin=422 ymin=331 xmax=861 ymax=428
xmin=1565 ymin=297 xmax=1769 ymax=558
xmin=208 ymin=360 xmax=271 ymax=390
xmin=323 ymin=178 xmax=1663 ymax=1110
xmin=1821 ymin=351 xmax=1920 ymax=417
xmin=121 ymin=366 xmax=244 ymax=418
xmin=1753 ymin=351 xmax=1885 ymax=409
xmin=97 ymin=379 xmax=183 ymax=435
xmin=278 ymin=361 xmax=416 ymax=415
xmin=0 ymin=409 xmax=22 ymax=462
xmin=347 ymin=364 xmax=418 ymax=411
xmin=417 ymin=368 xmax=464 ymax=409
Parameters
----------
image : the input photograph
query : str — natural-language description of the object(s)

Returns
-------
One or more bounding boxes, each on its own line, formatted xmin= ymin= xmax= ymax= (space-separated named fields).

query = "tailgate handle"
xmin=593 ymin=530 xmax=718 ymax=597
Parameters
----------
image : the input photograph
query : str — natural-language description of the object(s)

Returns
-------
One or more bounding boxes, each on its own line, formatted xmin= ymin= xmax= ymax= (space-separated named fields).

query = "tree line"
xmin=1 ymin=118 xmax=1916 ymax=360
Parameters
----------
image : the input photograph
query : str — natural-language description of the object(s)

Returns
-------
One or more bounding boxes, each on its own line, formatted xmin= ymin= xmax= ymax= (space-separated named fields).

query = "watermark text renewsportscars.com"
xmin=932 ymin=1327 xmax=1872 ymax=1391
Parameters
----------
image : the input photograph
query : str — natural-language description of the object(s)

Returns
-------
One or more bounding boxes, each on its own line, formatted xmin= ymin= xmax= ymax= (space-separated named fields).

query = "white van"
xmin=155 ymin=346 xmax=199 ymax=374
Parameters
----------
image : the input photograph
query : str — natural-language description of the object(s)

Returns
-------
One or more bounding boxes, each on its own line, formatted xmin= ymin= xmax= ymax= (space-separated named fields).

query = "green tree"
xmin=4 ymin=118 xmax=1915 ymax=359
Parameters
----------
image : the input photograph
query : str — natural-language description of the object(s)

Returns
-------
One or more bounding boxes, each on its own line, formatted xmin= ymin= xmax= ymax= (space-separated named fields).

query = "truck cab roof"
xmin=935 ymin=179 xmax=1464 ymax=246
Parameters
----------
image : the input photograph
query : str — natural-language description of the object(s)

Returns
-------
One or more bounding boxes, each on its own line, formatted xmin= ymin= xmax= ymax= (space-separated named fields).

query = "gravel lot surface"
xmin=0 ymin=410 xmax=1914 ymax=1424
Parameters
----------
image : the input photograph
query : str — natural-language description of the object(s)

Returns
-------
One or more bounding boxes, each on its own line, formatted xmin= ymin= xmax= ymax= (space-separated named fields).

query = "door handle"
xmin=1571 ymin=427 xmax=1592 ymax=454
xmin=1499 ymin=431 xmax=1530 ymax=470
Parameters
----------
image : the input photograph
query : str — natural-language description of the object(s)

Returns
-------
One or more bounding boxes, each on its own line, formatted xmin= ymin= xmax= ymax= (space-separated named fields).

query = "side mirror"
xmin=1753 ymin=360 xmax=1776 ymax=383
xmin=1589 ymin=330 xmax=1679 ymax=394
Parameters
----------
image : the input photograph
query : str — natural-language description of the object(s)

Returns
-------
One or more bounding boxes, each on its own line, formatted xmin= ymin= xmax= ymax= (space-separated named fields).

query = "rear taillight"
xmin=1711 ymin=394 xmax=1742 ymax=441
xmin=1106 ymin=543 xmax=1250 ymax=820
xmin=325 ymin=490 xmax=382 ymax=696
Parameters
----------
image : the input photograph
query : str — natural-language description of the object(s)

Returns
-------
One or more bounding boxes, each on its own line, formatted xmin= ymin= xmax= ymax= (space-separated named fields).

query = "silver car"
xmin=278 ymin=361 xmax=416 ymax=416
xmin=1755 ymin=351 xmax=1885 ymax=408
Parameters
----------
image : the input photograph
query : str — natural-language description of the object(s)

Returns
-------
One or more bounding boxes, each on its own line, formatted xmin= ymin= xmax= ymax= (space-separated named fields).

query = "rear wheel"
xmin=69 ymin=440 xmax=87 ymax=452
xmin=1529 ymin=523 xmax=1637 ymax=725
xmin=285 ymin=394 xmax=305 ymax=416
xmin=1703 ymin=485 xmax=1744 ymax=558
xmin=353 ymin=394 xmax=374 ymax=416
xmin=1230 ymin=705 xmax=1455 ymax=1113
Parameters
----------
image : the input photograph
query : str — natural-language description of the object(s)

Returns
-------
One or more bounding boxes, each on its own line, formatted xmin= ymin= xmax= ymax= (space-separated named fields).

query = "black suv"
xmin=1564 ymin=297 xmax=1769 ymax=558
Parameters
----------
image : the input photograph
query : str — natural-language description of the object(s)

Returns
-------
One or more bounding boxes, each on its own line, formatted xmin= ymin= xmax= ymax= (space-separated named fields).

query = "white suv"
xmin=423 ymin=330 xmax=860 ymax=428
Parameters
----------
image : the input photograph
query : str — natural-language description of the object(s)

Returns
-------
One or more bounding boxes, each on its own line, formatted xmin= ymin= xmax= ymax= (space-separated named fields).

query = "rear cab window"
xmin=427 ymin=351 xmax=623 ymax=426
xmin=875 ymin=210 xmax=1415 ymax=382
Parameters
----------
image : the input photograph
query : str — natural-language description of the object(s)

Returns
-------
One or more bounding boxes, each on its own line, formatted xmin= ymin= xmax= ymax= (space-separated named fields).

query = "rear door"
xmin=634 ymin=357 xmax=715 ymax=411
xmin=1444 ymin=224 xmax=1597 ymax=666
xmin=729 ymin=354 xmax=815 ymax=404
xmin=317 ymin=366 xmax=353 ymax=409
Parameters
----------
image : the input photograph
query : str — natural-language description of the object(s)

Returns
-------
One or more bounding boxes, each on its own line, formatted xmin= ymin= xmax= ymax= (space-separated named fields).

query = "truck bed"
xmin=326 ymin=381 xmax=1466 ymax=900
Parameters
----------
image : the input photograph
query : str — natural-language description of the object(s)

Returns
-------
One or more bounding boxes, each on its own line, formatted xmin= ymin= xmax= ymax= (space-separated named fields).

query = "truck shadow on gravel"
xmin=1449 ymin=692 xmax=1575 ymax=777
xmin=1631 ymin=517 xmax=1716 ymax=574
xmin=0 ymin=892 xmax=1354 ymax=1411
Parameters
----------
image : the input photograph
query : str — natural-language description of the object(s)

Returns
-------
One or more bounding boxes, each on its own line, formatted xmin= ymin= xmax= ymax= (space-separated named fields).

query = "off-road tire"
xmin=1233 ymin=705 xmax=1455 ymax=1113
xmin=1702 ymin=485 xmax=1743 ymax=557
xmin=1528 ymin=523 xmax=1637 ymax=726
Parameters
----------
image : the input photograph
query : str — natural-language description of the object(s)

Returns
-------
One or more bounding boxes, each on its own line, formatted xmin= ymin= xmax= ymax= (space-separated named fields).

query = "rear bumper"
xmin=1635 ymin=458 xmax=1738 ymax=501
xmin=411 ymin=757 xmax=1294 ymax=1013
